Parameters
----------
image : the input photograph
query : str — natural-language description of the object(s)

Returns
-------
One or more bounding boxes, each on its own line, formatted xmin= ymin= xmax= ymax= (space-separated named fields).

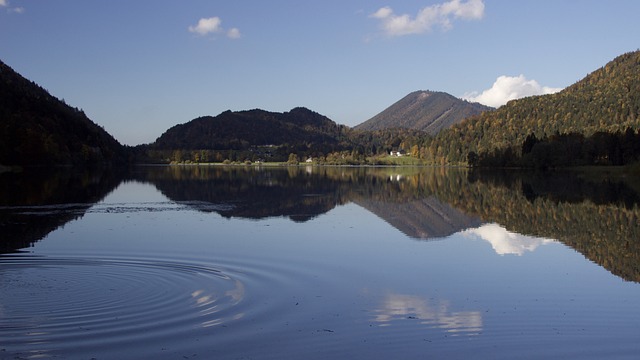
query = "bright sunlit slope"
xmin=428 ymin=50 xmax=640 ymax=165
xmin=355 ymin=90 xmax=493 ymax=135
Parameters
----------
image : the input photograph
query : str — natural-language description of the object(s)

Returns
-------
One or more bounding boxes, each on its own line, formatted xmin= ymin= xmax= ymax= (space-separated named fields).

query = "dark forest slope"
xmin=151 ymin=107 xmax=349 ymax=150
xmin=0 ymin=60 xmax=126 ymax=166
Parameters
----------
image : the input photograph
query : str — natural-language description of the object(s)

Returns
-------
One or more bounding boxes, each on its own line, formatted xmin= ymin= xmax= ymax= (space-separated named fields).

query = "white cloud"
xmin=461 ymin=223 xmax=555 ymax=256
xmin=370 ymin=0 xmax=484 ymax=37
xmin=463 ymin=75 xmax=563 ymax=108
xmin=227 ymin=28 xmax=241 ymax=39
xmin=189 ymin=17 xmax=223 ymax=36
xmin=1 ymin=0 xmax=25 ymax=14
xmin=189 ymin=17 xmax=241 ymax=40
xmin=371 ymin=6 xmax=393 ymax=19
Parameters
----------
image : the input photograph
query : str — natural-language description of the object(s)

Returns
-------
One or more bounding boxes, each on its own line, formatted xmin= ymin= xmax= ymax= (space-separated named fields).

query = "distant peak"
xmin=410 ymin=90 xmax=433 ymax=96
xmin=355 ymin=89 xmax=493 ymax=134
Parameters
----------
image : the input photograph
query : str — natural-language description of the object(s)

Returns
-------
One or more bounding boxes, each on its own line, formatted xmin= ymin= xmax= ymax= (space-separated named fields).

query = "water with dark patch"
xmin=1 ymin=166 xmax=639 ymax=359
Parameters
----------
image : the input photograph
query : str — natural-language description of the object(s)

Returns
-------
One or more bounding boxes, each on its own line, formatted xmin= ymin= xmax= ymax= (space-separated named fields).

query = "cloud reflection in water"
xmin=462 ymin=223 xmax=555 ymax=256
xmin=373 ymin=294 xmax=482 ymax=335
xmin=192 ymin=279 xmax=246 ymax=328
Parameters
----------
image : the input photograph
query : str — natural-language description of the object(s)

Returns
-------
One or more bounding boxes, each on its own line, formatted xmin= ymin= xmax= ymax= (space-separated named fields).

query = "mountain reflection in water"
xmin=3 ymin=165 xmax=640 ymax=359
xmin=1 ymin=165 xmax=640 ymax=282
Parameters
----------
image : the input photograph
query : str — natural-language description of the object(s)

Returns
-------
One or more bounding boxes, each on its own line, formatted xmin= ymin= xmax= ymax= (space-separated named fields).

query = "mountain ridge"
xmin=355 ymin=90 xmax=493 ymax=135
xmin=2 ymin=50 xmax=639 ymax=167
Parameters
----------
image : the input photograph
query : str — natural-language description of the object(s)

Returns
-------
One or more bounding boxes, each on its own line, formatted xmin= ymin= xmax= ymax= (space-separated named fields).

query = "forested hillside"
xmin=0 ymin=60 xmax=127 ymax=166
xmin=355 ymin=90 xmax=492 ymax=135
xmin=152 ymin=107 xmax=347 ymax=150
xmin=4 ymin=49 xmax=638 ymax=168
xmin=148 ymin=51 xmax=640 ymax=167
xmin=142 ymin=107 xmax=356 ymax=163
xmin=423 ymin=50 xmax=640 ymax=166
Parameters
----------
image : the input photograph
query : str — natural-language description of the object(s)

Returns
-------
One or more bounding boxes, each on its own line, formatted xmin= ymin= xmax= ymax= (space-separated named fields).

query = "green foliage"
xmin=428 ymin=50 xmax=640 ymax=166
xmin=287 ymin=153 xmax=299 ymax=165
xmin=6 ymin=47 xmax=637 ymax=171
xmin=468 ymin=128 xmax=640 ymax=168
xmin=139 ymin=109 xmax=435 ymax=164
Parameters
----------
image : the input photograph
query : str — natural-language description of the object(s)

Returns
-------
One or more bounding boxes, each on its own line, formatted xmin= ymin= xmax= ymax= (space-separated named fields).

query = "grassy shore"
xmin=166 ymin=154 xmax=430 ymax=167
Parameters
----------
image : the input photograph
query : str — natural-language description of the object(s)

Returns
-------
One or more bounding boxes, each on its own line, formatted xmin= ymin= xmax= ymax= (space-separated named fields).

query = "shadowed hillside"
xmin=0 ymin=60 xmax=127 ymax=166
xmin=145 ymin=107 xmax=351 ymax=160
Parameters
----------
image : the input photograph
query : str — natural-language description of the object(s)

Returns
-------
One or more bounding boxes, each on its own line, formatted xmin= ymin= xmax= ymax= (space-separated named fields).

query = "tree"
xmin=467 ymin=151 xmax=479 ymax=167
xmin=287 ymin=153 xmax=299 ymax=164
xmin=522 ymin=133 xmax=539 ymax=155
xmin=410 ymin=144 xmax=420 ymax=157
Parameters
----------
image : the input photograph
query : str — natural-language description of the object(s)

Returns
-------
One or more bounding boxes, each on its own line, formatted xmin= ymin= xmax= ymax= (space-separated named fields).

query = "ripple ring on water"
xmin=0 ymin=255 xmax=252 ymax=352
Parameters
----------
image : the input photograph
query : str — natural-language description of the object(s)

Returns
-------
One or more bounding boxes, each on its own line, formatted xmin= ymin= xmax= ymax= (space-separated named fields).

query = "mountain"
xmin=352 ymin=195 xmax=481 ymax=239
xmin=0 ymin=60 xmax=126 ymax=167
xmin=143 ymin=107 xmax=355 ymax=162
xmin=151 ymin=107 xmax=349 ymax=150
xmin=428 ymin=50 xmax=640 ymax=165
xmin=355 ymin=90 xmax=493 ymax=135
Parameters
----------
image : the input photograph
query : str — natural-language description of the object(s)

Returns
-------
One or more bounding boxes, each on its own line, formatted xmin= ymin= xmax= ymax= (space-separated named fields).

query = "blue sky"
xmin=1 ymin=0 xmax=639 ymax=145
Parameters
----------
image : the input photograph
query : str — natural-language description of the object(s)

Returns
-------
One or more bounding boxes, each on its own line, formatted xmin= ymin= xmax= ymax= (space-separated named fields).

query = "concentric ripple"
xmin=0 ymin=255 xmax=284 ymax=358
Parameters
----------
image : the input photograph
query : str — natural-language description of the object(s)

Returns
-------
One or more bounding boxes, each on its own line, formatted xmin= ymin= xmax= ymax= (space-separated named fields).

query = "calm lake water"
xmin=1 ymin=166 xmax=640 ymax=359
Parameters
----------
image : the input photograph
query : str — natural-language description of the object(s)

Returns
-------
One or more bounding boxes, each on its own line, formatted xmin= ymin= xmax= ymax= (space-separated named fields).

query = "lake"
xmin=1 ymin=165 xmax=640 ymax=359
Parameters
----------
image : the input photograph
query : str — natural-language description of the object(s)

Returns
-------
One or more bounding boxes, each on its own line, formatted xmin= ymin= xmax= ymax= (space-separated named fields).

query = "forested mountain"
xmin=144 ymin=107 xmax=355 ymax=162
xmin=0 ymin=60 xmax=127 ymax=166
xmin=5 ymin=50 xmax=639 ymax=168
xmin=424 ymin=50 xmax=640 ymax=166
xmin=153 ymin=107 xmax=348 ymax=149
xmin=355 ymin=90 xmax=492 ymax=135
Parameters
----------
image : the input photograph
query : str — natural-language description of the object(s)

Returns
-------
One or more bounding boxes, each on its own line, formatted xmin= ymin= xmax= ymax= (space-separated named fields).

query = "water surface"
xmin=1 ymin=166 xmax=639 ymax=359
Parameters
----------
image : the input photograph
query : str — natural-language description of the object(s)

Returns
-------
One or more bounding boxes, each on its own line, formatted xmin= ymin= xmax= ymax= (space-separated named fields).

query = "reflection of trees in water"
xmin=133 ymin=166 xmax=640 ymax=283
xmin=0 ymin=168 xmax=123 ymax=253
xmin=130 ymin=166 xmax=351 ymax=222
xmin=132 ymin=166 xmax=482 ymax=238
xmin=446 ymin=169 xmax=640 ymax=283
xmin=3 ymin=166 xmax=640 ymax=283
xmin=469 ymin=169 xmax=640 ymax=208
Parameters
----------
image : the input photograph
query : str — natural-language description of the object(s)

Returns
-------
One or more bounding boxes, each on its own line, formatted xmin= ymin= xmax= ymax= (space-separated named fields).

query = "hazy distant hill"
xmin=151 ymin=107 xmax=349 ymax=151
xmin=355 ymin=90 xmax=492 ymax=135
xmin=0 ymin=60 xmax=126 ymax=166
xmin=429 ymin=50 xmax=640 ymax=164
